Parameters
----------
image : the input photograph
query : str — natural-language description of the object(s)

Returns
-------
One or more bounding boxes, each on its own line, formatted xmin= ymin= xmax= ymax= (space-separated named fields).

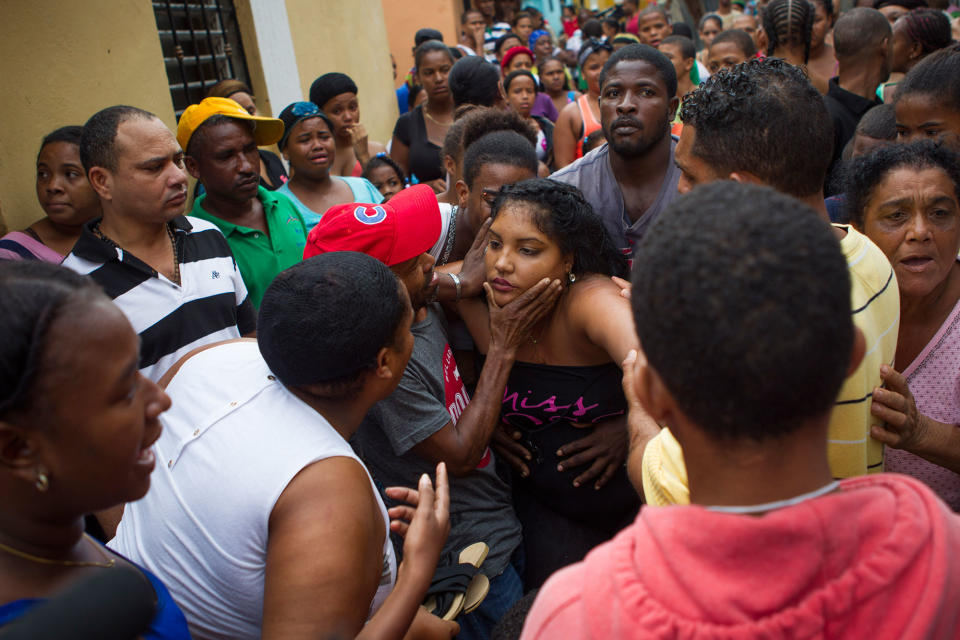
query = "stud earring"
xmin=568 ymin=272 xmax=576 ymax=283
xmin=35 ymin=468 xmax=49 ymax=493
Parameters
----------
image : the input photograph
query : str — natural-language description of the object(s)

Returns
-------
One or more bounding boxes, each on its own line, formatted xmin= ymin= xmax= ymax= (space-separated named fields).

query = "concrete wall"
xmin=0 ymin=0 xmax=398 ymax=231
xmin=0 ymin=1 xmax=176 ymax=231
xmin=286 ymin=0 xmax=398 ymax=145
xmin=383 ymin=0 xmax=459 ymax=88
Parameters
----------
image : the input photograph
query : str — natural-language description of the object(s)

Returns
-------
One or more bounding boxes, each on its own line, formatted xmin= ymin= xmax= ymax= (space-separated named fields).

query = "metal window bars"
xmin=153 ymin=0 xmax=252 ymax=119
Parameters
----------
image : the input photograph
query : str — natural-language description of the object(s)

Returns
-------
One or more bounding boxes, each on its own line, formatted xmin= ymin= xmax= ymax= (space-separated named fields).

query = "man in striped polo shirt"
xmin=63 ymin=105 xmax=256 ymax=381
xmin=635 ymin=57 xmax=900 ymax=503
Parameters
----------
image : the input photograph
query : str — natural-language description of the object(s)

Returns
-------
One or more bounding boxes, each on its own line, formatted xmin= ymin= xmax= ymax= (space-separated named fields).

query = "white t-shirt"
xmin=111 ymin=341 xmax=396 ymax=639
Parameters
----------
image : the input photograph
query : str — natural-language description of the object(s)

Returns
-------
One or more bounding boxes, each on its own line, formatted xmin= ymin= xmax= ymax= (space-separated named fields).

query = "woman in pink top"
xmin=848 ymin=141 xmax=960 ymax=510
xmin=0 ymin=126 xmax=100 ymax=262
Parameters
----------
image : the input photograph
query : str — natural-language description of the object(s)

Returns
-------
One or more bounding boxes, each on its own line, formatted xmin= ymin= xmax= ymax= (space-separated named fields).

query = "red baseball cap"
xmin=303 ymin=184 xmax=441 ymax=266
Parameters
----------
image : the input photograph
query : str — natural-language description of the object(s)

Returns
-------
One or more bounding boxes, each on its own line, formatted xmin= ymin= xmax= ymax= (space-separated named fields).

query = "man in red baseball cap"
xmin=305 ymin=184 xmax=444 ymax=310
xmin=305 ymin=184 xmax=562 ymax=639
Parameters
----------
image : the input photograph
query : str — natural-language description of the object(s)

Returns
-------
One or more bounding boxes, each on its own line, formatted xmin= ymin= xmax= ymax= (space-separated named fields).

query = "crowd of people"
xmin=2 ymin=0 xmax=960 ymax=637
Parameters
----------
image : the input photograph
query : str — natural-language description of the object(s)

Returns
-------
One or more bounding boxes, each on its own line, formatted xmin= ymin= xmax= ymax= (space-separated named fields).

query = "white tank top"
xmin=111 ymin=341 xmax=397 ymax=639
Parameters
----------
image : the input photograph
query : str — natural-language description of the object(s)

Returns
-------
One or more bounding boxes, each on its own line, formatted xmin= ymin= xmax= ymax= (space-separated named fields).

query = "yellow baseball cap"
xmin=176 ymin=97 xmax=285 ymax=152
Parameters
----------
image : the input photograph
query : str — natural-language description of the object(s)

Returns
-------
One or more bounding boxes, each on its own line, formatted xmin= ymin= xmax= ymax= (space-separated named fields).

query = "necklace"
xmin=706 ymin=480 xmax=841 ymax=515
xmin=422 ymin=106 xmax=452 ymax=126
xmin=0 ymin=534 xmax=116 ymax=569
xmin=95 ymin=222 xmax=180 ymax=285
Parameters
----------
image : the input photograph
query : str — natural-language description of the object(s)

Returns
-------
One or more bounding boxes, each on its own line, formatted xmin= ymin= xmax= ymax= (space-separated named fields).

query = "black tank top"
xmin=498 ymin=360 xmax=640 ymax=527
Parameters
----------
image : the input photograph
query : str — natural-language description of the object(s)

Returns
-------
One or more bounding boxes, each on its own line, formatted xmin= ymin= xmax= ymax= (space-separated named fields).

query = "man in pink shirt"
xmin=521 ymin=181 xmax=960 ymax=640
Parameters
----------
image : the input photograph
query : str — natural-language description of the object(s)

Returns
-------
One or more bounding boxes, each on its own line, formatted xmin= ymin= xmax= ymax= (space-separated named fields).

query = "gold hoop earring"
xmin=35 ymin=469 xmax=49 ymax=493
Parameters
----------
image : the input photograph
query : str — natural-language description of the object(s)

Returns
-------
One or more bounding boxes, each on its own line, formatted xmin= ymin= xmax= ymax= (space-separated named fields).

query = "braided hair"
xmin=900 ymin=8 xmax=952 ymax=56
xmin=763 ymin=0 xmax=815 ymax=62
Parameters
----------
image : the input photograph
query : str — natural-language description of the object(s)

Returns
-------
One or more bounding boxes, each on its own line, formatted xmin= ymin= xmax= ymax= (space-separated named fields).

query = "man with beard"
xmin=181 ymin=97 xmax=308 ymax=308
xmin=303 ymin=184 xmax=562 ymax=640
xmin=551 ymin=43 xmax=680 ymax=261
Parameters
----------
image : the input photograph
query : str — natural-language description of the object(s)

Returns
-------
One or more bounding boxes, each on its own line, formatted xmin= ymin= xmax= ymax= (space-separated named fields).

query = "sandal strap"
xmin=424 ymin=564 xmax=480 ymax=616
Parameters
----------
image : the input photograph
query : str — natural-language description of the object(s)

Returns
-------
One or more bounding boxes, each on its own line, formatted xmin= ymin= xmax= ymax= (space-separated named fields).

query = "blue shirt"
xmin=0 ymin=564 xmax=191 ymax=639
xmin=277 ymin=177 xmax=383 ymax=230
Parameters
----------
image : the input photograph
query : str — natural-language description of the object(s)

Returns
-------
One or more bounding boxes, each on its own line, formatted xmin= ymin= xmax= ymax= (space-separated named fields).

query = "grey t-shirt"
xmin=354 ymin=304 xmax=521 ymax=576
xmin=550 ymin=139 xmax=680 ymax=260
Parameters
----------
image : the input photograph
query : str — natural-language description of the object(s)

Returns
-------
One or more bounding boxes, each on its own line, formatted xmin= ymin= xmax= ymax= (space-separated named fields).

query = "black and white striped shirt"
xmin=63 ymin=216 xmax=256 ymax=381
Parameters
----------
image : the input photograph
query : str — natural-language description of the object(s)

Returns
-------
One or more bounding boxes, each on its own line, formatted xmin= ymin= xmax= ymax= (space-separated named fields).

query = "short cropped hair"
xmin=462 ymin=130 xmax=538 ymax=188
xmin=856 ymin=103 xmax=897 ymax=139
xmin=638 ymin=6 xmax=670 ymax=22
xmin=257 ymin=252 xmax=407 ymax=398
xmin=844 ymin=140 xmax=960 ymax=227
xmin=600 ymin=43 xmax=677 ymax=99
xmin=833 ymin=7 xmax=891 ymax=59
xmin=80 ymin=105 xmax=156 ymax=173
xmin=661 ymin=35 xmax=696 ymax=60
xmin=631 ymin=181 xmax=853 ymax=441
xmin=39 ymin=126 xmax=85 ymax=163
xmin=710 ymin=28 xmax=757 ymax=57
xmin=680 ymin=57 xmax=833 ymax=197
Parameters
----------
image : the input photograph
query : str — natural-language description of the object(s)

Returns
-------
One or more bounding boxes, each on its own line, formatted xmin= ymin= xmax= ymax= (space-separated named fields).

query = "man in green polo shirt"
xmin=178 ymin=97 xmax=307 ymax=307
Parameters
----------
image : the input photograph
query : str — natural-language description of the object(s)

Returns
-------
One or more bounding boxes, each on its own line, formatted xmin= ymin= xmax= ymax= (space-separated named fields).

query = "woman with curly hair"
xmin=458 ymin=178 xmax=640 ymax=588
xmin=846 ymin=141 xmax=960 ymax=509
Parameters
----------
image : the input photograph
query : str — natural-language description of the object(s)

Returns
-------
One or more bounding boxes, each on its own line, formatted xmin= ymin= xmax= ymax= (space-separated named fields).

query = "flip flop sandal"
xmin=423 ymin=542 xmax=490 ymax=621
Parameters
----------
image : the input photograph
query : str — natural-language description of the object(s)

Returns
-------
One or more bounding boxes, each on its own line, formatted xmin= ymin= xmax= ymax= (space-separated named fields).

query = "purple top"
xmin=886 ymin=272 xmax=960 ymax=510
xmin=0 ymin=231 xmax=64 ymax=263
xmin=531 ymin=92 xmax=559 ymax=123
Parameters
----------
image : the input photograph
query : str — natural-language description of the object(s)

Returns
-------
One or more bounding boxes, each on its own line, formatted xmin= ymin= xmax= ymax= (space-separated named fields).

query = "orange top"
xmin=575 ymin=94 xmax=603 ymax=158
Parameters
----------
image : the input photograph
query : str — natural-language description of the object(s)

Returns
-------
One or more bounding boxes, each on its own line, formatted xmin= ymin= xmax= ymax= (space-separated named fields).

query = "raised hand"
xmin=386 ymin=462 xmax=450 ymax=569
xmin=458 ymin=217 xmax=493 ymax=299
xmin=485 ymin=277 xmax=563 ymax=355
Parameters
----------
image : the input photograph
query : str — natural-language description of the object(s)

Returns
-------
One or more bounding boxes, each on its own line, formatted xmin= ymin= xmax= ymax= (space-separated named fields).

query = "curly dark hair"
xmin=762 ymin=0 xmax=814 ymax=61
xmin=632 ymin=181 xmax=852 ymax=442
xmin=491 ymin=178 xmax=629 ymax=278
xmin=679 ymin=57 xmax=832 ymax=197
xmin=843 ymin=140 xmax=960 ymax=227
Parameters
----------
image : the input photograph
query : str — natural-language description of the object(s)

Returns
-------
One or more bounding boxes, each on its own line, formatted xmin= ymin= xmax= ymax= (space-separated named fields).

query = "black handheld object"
xmin=0 ymin=565 xmax=157 ymax=640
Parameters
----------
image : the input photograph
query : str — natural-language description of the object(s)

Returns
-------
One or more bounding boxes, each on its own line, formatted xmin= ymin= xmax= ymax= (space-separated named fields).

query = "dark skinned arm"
xmin=411 ymin=278 xmax=563 ymax=476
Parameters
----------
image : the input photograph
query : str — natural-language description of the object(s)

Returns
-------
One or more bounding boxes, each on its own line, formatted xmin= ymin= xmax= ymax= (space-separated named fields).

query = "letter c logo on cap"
xmin=354 ymin=205 xmax=387 ymax=225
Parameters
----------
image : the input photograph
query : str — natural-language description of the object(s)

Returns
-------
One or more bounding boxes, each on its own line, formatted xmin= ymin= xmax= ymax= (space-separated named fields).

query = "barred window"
xmin=153 ymin=0 xmax=252 ymax=117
